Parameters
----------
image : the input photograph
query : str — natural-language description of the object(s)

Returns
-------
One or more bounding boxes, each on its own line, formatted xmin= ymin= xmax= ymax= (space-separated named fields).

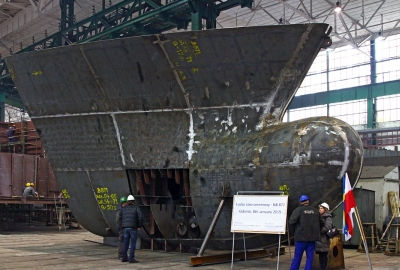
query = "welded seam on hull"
xmin=154 ymin=35 xmax=199 ymax=161
xmin=153 ymin=35 xmax=191 ymax=109
xmin=79 ymin=45 xmax=109 ymax=111
xmin=29 ymin=102 xmax=276 ymax=119
xmin=289 ymin=119 xmax=353 ymax=180
xmin=331 ymin=124 xmax=350 ymax=180
xmin=111 ymin=113 xmax=126 ymax=166
xmin=256 ymin=24 xmax=315 ymax=129
xmin=279 ymin=24 xmax=316 ymax=120
xmin=339 ymin=143 xmax=350 ymax=179
xmin=86 ymin=170 xmax=112 ymax=230
xmin=186 ymin=113 xmax=196 ymax=161
xmin=54 ymin=167 xmax=125 ymax=171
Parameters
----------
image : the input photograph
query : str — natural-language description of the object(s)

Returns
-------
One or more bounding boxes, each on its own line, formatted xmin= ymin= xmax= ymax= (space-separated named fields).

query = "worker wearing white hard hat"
xmin=316 ymin=202 xmax=333 ymax=270
xmin=320 ymin=202 xmax=330 ymax=211
xmin=119 ymin=194 xmax=143 ymax=263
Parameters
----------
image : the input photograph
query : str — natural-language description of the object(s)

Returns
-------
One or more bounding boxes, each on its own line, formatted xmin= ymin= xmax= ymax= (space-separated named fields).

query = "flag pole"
xmin=354 ymin=206 xmax=373 ymax=270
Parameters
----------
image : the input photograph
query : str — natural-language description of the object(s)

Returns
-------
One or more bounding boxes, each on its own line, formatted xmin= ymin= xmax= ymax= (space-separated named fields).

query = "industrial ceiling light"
xmin=334 ymin=1 xmax=342 ymax=13
xmin=376 ymin=30 xmax=384 ymax=41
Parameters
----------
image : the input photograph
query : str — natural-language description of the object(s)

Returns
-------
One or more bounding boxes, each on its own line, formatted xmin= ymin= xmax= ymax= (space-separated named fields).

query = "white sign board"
xmin=231 ymin=195 xmax=288 ymax=234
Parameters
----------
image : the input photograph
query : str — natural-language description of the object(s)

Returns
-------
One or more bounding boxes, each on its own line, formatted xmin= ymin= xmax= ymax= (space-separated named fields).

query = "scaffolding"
xmin=0 ymin=121 xmax=43 ymax=156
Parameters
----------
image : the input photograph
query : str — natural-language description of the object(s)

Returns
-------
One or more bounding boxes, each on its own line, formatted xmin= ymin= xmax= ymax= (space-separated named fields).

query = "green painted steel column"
xmin=368 ymin=40 xmax=377 ymax=129
xmin=191 ymin=0 xmax=203 ymax=30
xmin=0 ymin=91 xmax=5 ymax=122
xmin=326 ymin=50 xmax=330 ymax=117
xmin=60 ymin=0 xmax=75 ymax=44
xmin=205 ymin=3 xmax=217 ymax=29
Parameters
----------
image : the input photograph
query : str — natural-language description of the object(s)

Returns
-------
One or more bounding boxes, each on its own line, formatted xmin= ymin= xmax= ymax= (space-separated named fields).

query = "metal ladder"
xmin=379 ymin=191 xmax=400 ymax=253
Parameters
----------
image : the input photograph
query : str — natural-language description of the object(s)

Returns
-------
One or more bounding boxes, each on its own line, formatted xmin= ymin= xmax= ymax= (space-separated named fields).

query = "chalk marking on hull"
xmin=111 ymin=113 xmax=126 ymax=166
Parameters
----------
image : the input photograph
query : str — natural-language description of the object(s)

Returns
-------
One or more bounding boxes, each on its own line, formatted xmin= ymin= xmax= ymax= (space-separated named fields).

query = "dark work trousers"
xmin=290 ymin=241 xmax=316 ymax=270
xmin=318 ymin=251 xmax=328 ymax=270
xmin=121 ymin=228 xmax=138 ymax=262
xmin=118 ymin=229 xmax=123 ymax=258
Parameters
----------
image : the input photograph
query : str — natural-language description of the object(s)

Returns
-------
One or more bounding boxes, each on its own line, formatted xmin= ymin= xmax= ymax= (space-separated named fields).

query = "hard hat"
xmin=30 ymin=183 xmax=35 ymax=187
xmin=127 ymin=195 xmax=135 ymax=201
xmin=26 ymin=183 xmax=31 ymax=187
xmin=320 ymin=202 xmax=330 ymax=210
xmin=299 ymin=194 xmax=309 ymax=202
xmin=120 ymin=196 xmax=127 ymax=203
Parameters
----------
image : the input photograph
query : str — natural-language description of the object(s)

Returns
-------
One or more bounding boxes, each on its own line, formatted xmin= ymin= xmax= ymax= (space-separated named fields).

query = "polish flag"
xmin=343 ymin=173 xmax=357 ymax=241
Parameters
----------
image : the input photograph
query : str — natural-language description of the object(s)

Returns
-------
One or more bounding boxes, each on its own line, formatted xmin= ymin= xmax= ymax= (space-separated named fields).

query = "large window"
xmin=376 ymin=94 xmax=400 ymax=123
xmin=296 ymin=42 xmax=371 ymax=97
xmin=376 ymin=34 xmax=400 ymax=83
xmin=4 ymin=104 xmax=30 ymax=123
xmin=283 ymin=105 xmax=327 ymax=122
xmin=329 ymin=100 xmax=368 ymax=127
xmin=287 ymin=32 xmax=400 ymax=130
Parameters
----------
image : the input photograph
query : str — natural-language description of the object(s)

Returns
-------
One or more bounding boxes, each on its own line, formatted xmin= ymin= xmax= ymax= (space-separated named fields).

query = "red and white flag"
xmin=343 ymin=173 xmax=357 ymax=241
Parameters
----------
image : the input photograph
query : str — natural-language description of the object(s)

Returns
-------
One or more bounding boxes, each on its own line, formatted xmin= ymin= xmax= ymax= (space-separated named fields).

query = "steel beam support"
xmin=205 ymin=3 xmax=217 ymax=29
xmin=288 ymin=79 xmax=400 ymax=110
xmin=368 ymin=39 xmax=377 ymax=129
xmin=197 ymin=197 xmax=225 ymax=256
xmin=189 ymin=0 xmax=218 ymax=30
xmin=217 ymin=0 xmax=252 ymax=13
xmin=326 ymin=51 xmax=330 ymax=116
xmin=60 ymin=0 xmax=75 ymax=46
xmin=190 ymin=0 xmax=203 ymax=30
xmin=0 ymin=91 xmax=5 ymax=122
xmin=370 ymin=40 xmax=377 ymax=84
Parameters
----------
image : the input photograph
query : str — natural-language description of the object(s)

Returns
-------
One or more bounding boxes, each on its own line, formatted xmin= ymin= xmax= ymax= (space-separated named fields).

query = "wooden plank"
xmin=189 ymin=248 xmax=284 ymax=266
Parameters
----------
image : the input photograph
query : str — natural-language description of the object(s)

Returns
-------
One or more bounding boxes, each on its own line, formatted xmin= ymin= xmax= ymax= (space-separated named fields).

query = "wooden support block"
xmin=189 ymin=247 xmax=284 ymax=266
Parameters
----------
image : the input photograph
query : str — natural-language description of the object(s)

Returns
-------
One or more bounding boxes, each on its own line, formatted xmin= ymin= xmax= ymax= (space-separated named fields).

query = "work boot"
xmin=319 ymin=255 xmax=328 ymax=270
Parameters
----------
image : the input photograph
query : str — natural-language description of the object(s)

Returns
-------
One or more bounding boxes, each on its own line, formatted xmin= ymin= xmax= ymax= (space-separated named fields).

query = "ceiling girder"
xmin=262 ymin=0 xmax=400 ymax=49
xmin=273 ymin=0 xmax=371 ymax=56
xmin=0 ymin=1 xmax=26 ymax=10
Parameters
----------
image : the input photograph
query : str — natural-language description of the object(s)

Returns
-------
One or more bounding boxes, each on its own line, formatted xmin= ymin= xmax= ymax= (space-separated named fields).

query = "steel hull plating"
xmin=5 ymin=24 xmax=363 ymax=250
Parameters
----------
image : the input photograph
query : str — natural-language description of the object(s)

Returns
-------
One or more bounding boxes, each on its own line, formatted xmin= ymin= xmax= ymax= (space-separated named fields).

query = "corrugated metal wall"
xmin=0 ymin=153 xmax=58 ymax=198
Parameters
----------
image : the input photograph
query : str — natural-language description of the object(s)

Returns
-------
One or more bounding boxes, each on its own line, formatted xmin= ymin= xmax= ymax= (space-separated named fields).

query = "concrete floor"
xmin=0 ymin=222 xmax=399 ymax=270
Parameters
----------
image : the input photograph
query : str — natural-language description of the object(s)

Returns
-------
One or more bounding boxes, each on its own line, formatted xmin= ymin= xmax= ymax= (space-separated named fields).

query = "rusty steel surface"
xmin=0 ymin=121 xmax=44 ymax=156
xmin=0 ymin=153 xmax=60 ymax=199
xmin=0 ymin=153 xmax=12 ymax=197
xmin=0 ymin=197 xmax=64 ymax=204
xmin=4 ymin=24 xmax=363 ymax=249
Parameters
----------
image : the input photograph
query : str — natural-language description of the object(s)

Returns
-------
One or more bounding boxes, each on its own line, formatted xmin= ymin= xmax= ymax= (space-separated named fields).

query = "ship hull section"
xmin=2 ymin=24 xmax=364 ymax=250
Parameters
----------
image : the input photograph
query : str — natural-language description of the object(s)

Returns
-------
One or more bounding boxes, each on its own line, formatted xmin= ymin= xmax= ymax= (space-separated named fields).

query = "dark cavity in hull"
xmin=5 ymin=24 xmax=363 ymax=250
